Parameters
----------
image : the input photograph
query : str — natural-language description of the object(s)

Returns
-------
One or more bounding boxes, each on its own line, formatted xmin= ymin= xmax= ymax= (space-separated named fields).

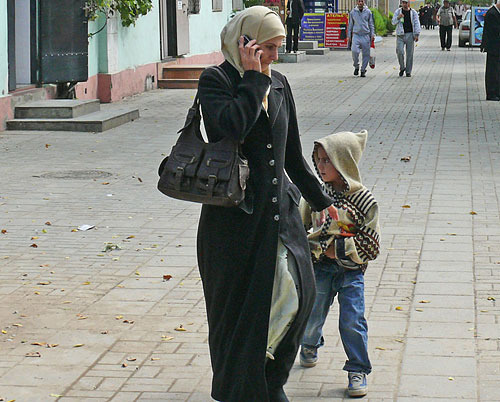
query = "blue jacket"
xmin=392 ymin=7 xmax=421 ymax=36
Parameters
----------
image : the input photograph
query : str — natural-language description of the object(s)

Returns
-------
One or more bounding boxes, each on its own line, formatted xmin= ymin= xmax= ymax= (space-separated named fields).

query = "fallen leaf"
xmin=42 ymin=229 xmax=47 ymax=233
xmin=394 ymin=339 xmax=404 ymax=343
xmin=101 ymin=330 xmax=109 ymax=334
xmin=401 ymin=205 xmax=411 ymax=209
xmin=71 ymin=229 xmax=78 ymax=232
xmin=34 ymin=291 xmax=40 ymax=295
xmin=415 ymin=308 xmax=424 ymax=312
xmin=1 ymin=330 xmax=6 ymax=334
xmin=31 ymin=236 xmax=38 ymax=240
xmin=45 ymin=221 xmax=52 ymax=226
xmin=135 ymin=271 xmax=140 ymax=276
xmin=126 ymin=357 xmax=137 ymax=361
xmin=375 ymin=346 xmax=386 ymax=350
xmin=448 ymin=377 xmax=454 ymax=381
xmin=470 ymin=211 xmax=477 ymax=215
xmin=338 ymin=80 xmax=343 ymax=83
xmin=37 ymin=281 xmax=51 ymax=286
xmin=487 ymin=297 xmax=496 ymax=301
xmin=45 ymin=144 xmax=51 ymax=148
xmin=30 ymin=243 xmax=38 ymax=248
xmin=82 ymin=281 xmax=91 ymax=285
xmin=480 ymin=310 xmax=489 ymax=312
xmin=400 ymin=156 xmax=411 ymax=162
xmin=115 ymin=315 xmax=124 ymax=320
xmin=1 ymin=229 xmax=7 ymax=234
xmin=103 ymin=243 xmax=120 ymax=252
xmin=47 ymin=344 xmax=59 ymax=348
xmin=122 ymin=363 xmax=128 ymax=368
xmin=49 ymin=394 xmax=62 ymax=398
xmin=123 ymin=320 xmax=135 ymax=324
xmin=12 ymin=324 xmax=22 ymax=327
xmin=175 ymin=325 xmax=187 ymax=331
xmin=419 ymin=300 xmax=431 ymax=303
xmin=137 ymin=177 xmax=143 ymax=183
xmin=25 ymin=351 xmax=41 ymax=357
xmin=163 ymin=275 xmax=172 ymax=281
xmin=31 ymin=342 xmax=47 ymax=346
xmin=395 ymin=306 xmax=403 ymax=311
xmin=62 ymin=301 xmax=72 ymax=304
xmin=102 ymin=182 xmax=110 ymax=185
xmin=126 ymin=235 xmax=135 ymax=239
xmin=161 ymin=335 xmax=174 ymax=341
xmin=73 ymin=344 xmax=84 ymax=348
xmin=151 ymin=357 xmax=160 ymax=361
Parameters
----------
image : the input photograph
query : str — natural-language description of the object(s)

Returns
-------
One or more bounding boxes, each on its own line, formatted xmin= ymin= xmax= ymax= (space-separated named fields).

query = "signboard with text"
xmin=300 ymin=13 xmax=326 ymax=47
xmin=324 ymin=13 xmax=349 ymax=48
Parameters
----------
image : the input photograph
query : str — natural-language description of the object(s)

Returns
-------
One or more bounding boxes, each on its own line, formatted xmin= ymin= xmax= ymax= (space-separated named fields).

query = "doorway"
xmin=159 ymin=0 xmax=190 ymax=59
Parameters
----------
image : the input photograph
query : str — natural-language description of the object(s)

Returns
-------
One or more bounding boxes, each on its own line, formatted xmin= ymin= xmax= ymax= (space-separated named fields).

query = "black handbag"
xmin=157 ymin=67 xmax=250 ymax=207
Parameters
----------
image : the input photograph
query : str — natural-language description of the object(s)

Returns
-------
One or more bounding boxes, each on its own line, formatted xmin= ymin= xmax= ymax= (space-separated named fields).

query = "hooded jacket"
xmin=299 ymin=130 xmax=381 ymax=270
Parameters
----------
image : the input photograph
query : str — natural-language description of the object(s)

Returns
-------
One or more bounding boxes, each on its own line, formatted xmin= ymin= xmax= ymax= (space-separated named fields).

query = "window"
xmin=232 ymin=0 xmax=243 ymax=11
xmin=188 ymin=0 xmax=200 ymax=14
xmin=213 ymin=0 xmax=223 ymax=11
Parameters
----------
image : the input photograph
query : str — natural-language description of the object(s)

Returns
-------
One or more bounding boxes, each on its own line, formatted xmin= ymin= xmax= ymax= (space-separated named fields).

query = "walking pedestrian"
xmin=285 ymin=0 xmax=305 ymax=53
xmin=348 ymin=0 xmax=375 ymax=77
xmin=454 ymin=0 xmax=465 ymax=25
xmin=480 ymin=1 xmax=500 ymax=101
xmin=299 ymin=130 xmax=381 ymax=398
xmin=197 ymin=6 xmax=336 ymax=401
xmin=392 ymin=0 xmax=421 ymax=77
xmin=436 ymin=0 xmax=458 ymax=50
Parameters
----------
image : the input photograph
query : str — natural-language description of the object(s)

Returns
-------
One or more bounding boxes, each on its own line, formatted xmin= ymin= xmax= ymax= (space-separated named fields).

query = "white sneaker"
xmin=348 ymin=372 xmax=367 ymax=397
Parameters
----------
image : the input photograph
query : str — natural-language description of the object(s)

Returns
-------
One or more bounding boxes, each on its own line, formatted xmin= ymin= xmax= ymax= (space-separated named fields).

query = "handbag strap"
xmin=178 ymin=65 xmax=233 ymax=134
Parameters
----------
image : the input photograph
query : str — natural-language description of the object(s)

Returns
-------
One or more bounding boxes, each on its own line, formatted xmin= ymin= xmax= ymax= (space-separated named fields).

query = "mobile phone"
xmin=239 ymin=34 xmax=252 ymax=46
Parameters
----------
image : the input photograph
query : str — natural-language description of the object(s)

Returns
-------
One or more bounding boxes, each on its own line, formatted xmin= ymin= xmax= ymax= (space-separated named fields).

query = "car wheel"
xmin=458 ymin=38 xmax=466 ymax=47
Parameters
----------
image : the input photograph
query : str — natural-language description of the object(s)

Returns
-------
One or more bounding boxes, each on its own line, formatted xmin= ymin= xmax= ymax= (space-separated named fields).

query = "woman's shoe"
xmin=268 ymin=386 xmax=289 ymax=402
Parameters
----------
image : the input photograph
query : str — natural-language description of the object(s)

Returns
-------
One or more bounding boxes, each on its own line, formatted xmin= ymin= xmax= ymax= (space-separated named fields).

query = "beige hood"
xmin=312 ymin=130 xmax=368 ymax=195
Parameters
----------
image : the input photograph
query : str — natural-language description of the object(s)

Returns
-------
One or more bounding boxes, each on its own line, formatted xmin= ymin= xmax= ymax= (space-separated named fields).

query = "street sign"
xmin=300 ymin=13 xmax=326 ymax=47
xmin=324 ymin=13 xmax=349 ymax=48
xmin=470 ymin=6 xmax=489 ymax=47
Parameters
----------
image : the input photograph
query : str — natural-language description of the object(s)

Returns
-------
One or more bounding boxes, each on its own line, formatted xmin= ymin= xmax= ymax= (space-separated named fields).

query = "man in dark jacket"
xmin=286 ymin=0 xmax=305 ymax=53
xmin=481 ymin=1 xmax=500 ymax=101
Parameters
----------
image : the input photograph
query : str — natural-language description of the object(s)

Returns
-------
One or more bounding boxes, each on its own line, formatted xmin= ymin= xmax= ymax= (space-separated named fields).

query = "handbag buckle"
xmin=175 ymin=167 xmax=184 ymax=191
xmin=207 ymin=174 xmax=217 ymax=196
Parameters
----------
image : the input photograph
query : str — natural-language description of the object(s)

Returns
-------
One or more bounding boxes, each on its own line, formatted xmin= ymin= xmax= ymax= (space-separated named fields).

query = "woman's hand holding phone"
xmin=239 ymin=36 xmax=262 ymax=73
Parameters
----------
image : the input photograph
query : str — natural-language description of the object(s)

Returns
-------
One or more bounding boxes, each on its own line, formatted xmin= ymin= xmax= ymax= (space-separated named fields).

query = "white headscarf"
xmin=220 ymin=6 xmax=285 ymax=76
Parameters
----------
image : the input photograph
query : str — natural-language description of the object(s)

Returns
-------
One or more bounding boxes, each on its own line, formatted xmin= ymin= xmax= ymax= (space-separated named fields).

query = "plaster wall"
xmin=188 ymin=0 xmax=235 ymax=56
xmin=0 ymin=0 xmax=9 ymax=97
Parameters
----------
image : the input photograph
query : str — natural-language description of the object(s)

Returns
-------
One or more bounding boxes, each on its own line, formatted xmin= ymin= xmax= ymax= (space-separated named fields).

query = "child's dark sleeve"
xmin=335 ymin=202 xmax=380 ymax=266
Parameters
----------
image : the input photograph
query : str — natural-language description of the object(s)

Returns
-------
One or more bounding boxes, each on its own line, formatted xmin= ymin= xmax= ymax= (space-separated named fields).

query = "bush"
xmin=370 ymin=8 xmax=387 ymax=36
xmin=386 ymin=11 xmax=395 ymax=34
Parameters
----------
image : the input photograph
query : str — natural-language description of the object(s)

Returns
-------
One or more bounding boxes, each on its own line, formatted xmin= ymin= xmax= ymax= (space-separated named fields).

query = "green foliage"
xmin=244 ymin=0 xmax=264 ymax=7
xmin=370 ymin=8 xmax=387 ymax=36
xmin=385 ymin=11 xmax=395 ymax=34
xmin=84 ymin=0 xmax=153 ymax=28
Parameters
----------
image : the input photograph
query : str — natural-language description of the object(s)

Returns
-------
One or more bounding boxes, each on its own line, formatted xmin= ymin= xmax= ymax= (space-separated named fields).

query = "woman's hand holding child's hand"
xmin=239 ymin=36 xmax=262 ymax=73
xmin=319 ymin=205 xmax=339 ymax=225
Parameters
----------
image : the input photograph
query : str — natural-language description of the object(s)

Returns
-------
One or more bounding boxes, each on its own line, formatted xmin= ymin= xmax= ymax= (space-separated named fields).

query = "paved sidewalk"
xmin=1 ymin=29 xmax=499 ymax=401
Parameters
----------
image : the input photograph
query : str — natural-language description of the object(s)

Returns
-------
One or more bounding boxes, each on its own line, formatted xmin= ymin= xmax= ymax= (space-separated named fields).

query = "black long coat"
xmin=197 ymin=61 xmax=332 ymax=402
xmin=481 ymin=5 xmax=500 ymax=55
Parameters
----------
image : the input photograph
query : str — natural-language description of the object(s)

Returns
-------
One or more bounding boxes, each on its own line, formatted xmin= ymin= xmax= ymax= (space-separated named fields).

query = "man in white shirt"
xmin=454 ymin=0 xmax=465 ymax=24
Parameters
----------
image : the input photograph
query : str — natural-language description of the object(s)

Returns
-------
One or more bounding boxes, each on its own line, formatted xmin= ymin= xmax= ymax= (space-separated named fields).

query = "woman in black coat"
xmin=197 ymin=6 xmax=335 ymax=402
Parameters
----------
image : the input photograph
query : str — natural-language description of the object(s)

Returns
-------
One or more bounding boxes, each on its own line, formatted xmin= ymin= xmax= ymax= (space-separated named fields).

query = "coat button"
xmin=272 ymin=197 xmax=278 ymax=203
xmin=267 ymin=143 xmax=273 ymax=149
xmin=269 ymin=160 xmax=275 ymax=166
xmin=274 ymin=215 xmax=280 ymax=221
xmin=272 ymin=178 xmax=278 ymax=185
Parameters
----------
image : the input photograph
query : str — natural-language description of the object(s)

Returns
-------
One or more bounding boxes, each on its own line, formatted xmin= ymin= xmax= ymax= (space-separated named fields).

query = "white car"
xmin=458 ymin=10 xmax=471 ymax=47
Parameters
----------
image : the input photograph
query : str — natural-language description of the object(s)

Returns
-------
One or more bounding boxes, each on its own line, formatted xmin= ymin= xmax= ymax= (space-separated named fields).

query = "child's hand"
xmin=327 ymin=205 xmax=339 ymax=221
xmin=325 ymin=243 xmax=336 ymax=259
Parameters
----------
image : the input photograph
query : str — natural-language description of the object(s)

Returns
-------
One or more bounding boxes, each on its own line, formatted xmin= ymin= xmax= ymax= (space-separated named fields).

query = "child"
xmin=299 ymin=130 xmax=380 ymax=398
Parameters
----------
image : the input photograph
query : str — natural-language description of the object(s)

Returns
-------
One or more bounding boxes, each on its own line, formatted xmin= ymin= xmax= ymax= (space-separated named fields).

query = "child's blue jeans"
xmin=301 ymin=259 xmax=372 ymax=374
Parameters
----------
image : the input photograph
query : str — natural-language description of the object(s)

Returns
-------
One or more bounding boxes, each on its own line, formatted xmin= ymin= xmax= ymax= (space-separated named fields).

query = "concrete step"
xmin=298 ymin=41 xmax=319 ymax=50
xmin=278 ymin=51 xmax=307 ymax=63
xmin=306 ymin=48 xmax=329 ymax=55
xmin=158 ymin=78 xmax=199 ymax=89
xmin=6 ymin=108 xmax=139 ymax=132
xmin=15 ymin=99 xmax=100 ymax=119
xmin=161 ymin=65 xmax=211 ymax=80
